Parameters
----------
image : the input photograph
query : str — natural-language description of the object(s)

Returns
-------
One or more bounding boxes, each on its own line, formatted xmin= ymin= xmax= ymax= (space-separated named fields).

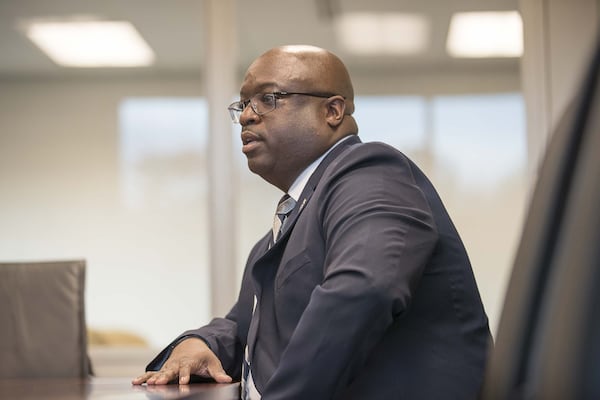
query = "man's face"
xmin=237 ymin=53 xmax=333 ymax=191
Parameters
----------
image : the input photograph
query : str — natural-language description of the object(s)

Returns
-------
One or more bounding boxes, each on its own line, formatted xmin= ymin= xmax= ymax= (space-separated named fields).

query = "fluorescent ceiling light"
xmin=335 ymin=12 xmax=430 ymax=56
xmin=447 ymin=11 xmax=523 ymax=58
xmin=24 ymin=20 xmax=155 ymax=67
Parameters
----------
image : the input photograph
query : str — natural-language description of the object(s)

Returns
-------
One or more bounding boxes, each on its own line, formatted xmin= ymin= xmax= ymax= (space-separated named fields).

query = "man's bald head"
xmin=246 ymin=45 xmax=355 ymax=114
xmin=237 ymin=45 xmax=358 ymax=191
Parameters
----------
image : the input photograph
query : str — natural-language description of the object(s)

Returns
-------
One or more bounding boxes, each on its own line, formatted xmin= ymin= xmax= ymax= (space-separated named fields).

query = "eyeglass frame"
xmin=227 ymin=91 xmax=343 ymax=123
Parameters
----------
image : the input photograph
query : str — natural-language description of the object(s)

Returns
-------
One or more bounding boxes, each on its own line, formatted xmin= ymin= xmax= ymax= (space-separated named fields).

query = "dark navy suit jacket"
xmin=148 ymin=135 xmax=492 ymax=399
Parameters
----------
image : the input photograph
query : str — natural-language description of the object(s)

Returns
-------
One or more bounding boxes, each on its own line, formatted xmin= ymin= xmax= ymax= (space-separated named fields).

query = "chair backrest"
xmin=481 ymin=36 xmax=600 ymax=399
xmin=0 ymin=259 xmax=90 ymax=378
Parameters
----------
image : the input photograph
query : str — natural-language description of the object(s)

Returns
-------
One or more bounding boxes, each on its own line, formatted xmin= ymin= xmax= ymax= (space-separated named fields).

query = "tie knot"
xmin=271 ymin=194 xmax=296 ymax=245
xmin=276 ymin=195 xmax=296 ymax=217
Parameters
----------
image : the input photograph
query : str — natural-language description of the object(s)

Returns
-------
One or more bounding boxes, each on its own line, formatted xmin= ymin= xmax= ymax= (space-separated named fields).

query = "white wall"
xmin=0 ymin=78 xmax=211 ymax=349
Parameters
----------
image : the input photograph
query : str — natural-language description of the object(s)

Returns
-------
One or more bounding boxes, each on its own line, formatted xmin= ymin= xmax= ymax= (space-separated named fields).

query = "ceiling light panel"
xmin=335 ymin=12 xmax=430 ymax=56
xmin=24 ymin=20 xmax=155 ymax=67
xmin=446 ymin=11 xmax=523 ymax=58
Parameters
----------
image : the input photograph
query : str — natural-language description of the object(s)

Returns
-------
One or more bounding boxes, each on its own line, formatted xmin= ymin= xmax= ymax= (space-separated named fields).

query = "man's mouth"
xmin=241 ymin=131 xmax=260 ymax=153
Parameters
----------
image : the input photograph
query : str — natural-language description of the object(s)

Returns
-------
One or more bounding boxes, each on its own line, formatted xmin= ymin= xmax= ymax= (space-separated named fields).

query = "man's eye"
xmin=260 ymin=94 xmax=276 ymax=105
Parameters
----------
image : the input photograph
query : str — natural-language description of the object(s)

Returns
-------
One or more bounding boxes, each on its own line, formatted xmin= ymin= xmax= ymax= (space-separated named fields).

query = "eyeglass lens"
xmin=229 ymin=93 xmax=277 ymax=123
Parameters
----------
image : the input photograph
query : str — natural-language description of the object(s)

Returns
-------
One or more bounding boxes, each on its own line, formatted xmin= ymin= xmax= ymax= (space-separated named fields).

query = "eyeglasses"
xmin=227 ymin=91 xmax=338 ymax=123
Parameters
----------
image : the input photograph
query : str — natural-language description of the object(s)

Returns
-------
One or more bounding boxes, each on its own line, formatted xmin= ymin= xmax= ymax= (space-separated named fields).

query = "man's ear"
xmin=325 ymin=96 xmax=346 ymax=127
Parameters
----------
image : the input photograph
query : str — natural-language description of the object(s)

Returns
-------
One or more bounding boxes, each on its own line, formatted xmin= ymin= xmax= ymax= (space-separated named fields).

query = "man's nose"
xmin=239 ymin=103 xmax=259 ymax=126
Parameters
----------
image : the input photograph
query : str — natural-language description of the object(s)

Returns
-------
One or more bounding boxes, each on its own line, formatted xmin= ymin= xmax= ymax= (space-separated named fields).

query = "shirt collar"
xmin=287 ymin=135 xmax=354 ymax=201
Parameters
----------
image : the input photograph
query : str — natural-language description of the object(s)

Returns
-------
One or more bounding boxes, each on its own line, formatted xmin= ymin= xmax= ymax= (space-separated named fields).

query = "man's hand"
xmin=131 ymin=337 xmax=232 ymax=385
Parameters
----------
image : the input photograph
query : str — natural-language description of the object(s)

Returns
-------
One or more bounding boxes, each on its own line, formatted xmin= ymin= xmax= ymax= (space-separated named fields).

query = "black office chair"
xmin=480 ymin=36 xmax=600 ymax=400
xmin=0 ymin=259 xmax=92 ymax=378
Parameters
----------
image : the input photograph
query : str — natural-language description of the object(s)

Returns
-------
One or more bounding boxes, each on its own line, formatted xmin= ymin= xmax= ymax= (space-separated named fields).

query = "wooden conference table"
xmin=0 ymin=377 xmax=240 ymax=400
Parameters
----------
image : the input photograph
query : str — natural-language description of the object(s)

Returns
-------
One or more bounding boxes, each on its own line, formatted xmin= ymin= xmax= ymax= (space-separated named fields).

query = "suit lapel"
xmin=273 ymin=135 xmax=361 ymax=246
xmin=246 ymin=135 xmax=361 ymax=355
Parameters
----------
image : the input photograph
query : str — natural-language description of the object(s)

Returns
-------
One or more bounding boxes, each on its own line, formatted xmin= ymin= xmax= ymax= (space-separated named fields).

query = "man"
xmin=133 ymin=45 xmax=492 ymax=399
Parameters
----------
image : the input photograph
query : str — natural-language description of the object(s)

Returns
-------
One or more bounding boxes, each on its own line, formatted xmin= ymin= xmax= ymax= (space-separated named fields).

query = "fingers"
xmin=178 ymin=365 xmax=191 ymax=384
xmin=147 ymin=368 xmax=178 ymax=385
xmin=132 ymin=371 xmax=154 ymax=385
xmin=133 ymin=366 xmax=230 ymax=386
xmin=131 ymin=370 xmax=175 ymax=385
xmin=132 ymin=337 xmax=232 ymax=386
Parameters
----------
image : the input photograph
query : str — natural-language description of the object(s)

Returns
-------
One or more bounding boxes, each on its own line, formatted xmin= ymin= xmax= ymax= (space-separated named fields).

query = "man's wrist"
xmin=171 ymin=334 xmax=211 ymax=351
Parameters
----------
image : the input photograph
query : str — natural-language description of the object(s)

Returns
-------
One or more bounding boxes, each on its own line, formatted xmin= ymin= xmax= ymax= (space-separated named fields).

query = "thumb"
xmin=207 ymin=358 xmax=232 ymax=383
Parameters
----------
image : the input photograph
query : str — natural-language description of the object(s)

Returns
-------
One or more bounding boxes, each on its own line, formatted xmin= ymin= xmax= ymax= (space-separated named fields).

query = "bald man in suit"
xmin=134 ymin=45 xmax=492 ymax=400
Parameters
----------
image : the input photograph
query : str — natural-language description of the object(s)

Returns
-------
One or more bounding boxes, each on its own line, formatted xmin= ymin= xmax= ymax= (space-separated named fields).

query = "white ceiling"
xmin=0 ymin=0 xmax=519 ymax=79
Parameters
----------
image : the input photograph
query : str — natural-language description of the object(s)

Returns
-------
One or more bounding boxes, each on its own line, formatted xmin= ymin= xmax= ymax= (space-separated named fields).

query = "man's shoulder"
xmin=336 ymin=139 xmax=411 ymax=166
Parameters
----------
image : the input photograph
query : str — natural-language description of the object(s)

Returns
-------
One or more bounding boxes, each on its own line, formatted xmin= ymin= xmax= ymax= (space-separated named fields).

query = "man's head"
xmin=233 ymin=45 xmax=358 ymax=191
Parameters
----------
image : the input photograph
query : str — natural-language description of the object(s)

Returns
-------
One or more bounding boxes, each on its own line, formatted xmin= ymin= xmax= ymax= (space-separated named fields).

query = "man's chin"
xmin=246 ymin=159 xmax=265 ymax=176
xmin=247 ymin=160 xmax=278 ymax=184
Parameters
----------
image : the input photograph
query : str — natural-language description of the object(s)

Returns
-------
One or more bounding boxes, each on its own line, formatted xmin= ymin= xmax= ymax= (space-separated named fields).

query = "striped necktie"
xmin=272 ymin=194 xmax=296 ymax=243
xmin=241 ymin=194 xmax=297 ymax=399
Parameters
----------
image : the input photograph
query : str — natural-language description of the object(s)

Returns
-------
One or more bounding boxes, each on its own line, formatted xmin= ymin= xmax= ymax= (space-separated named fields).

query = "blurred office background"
xmin=0 ymin=0 xmax=597 ymax=376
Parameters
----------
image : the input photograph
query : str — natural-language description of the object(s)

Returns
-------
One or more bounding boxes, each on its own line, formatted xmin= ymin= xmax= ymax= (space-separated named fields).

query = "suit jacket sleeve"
xmin=145 ymin=239 xmax=264 ymax=380
xmin=261 ymin=143 xmax=439 ymax=399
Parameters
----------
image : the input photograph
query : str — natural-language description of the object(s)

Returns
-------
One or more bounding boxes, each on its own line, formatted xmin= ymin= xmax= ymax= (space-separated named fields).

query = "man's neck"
xmin=286 ymin=135 xmax=354 ymax=200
